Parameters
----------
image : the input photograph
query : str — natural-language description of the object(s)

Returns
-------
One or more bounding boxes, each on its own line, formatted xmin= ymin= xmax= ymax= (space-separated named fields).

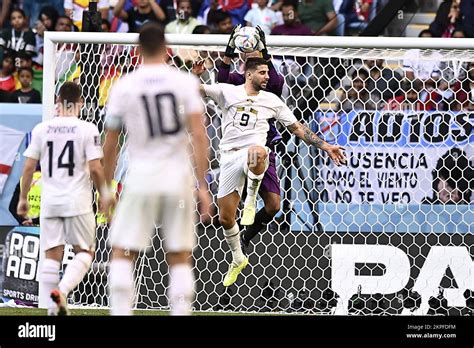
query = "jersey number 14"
xmin=47 ymin=140 xmax=75 ymax=177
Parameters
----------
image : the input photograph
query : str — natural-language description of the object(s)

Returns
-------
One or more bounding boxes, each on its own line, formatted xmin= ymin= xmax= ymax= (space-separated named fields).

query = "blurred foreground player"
xmin=103 ymin=23 xmax=212 ymax=315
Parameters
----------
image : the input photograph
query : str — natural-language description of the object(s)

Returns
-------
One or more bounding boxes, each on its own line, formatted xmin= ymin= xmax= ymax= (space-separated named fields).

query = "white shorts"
xmin=40 ymin=213 xmax=96 ymax=251
xmin=217 ymin=147 xmax=270 ymax=199
xmin=109 ymin=190 xmax=195 ymax=253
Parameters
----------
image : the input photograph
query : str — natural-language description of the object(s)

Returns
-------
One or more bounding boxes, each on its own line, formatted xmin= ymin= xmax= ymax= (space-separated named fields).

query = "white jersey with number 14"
xmin=24 ymin=116 xmax=103 ymax=218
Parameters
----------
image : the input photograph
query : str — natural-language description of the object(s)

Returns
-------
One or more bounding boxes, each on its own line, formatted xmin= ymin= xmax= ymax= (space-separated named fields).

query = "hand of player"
xmin=197 ymin=187 xmax=213 ymax=224
xmin=22 ymin=219 xmax=34 ymax=226
xmin=192 ymin=60 xmax=206 ymax=76
xmin=324 ymin=144 xmax=347 ymax=166
xmin=225 ymin=24 xmax=241 ymax=58
xmin=100 ymin=196 xmax=116 ymax=223
xmin=255 ymin=25 xmax=270 ymax=60
xmin=17 ymin=198 xmax=29 ymax=218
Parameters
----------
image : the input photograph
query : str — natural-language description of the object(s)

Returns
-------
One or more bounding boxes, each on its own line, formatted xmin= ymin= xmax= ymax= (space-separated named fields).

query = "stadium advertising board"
xmin=1 ymin=227 xmax=40 ymax=305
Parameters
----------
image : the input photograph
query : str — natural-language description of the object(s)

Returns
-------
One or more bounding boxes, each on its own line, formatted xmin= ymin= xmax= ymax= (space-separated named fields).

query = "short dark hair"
xmin=192 ymin=25 xmax=210 ymax=34
xmin=11 ymin=8 xmax=26 ymax=19
xmin=282 ymin=0 xmax=298 ymax=10
xmin=418 ymin=29 xmax=433 ymax=37
xmin=139 ymin=22 xmax=166 ymax=57
xmin=17 ymin=67 xmax=33 ymax=77
xmin=214 ymin=10 xmax=232 ymax=25
xmin=101 ymin=19 xmax=111 ymax=31
xmin=245 ymin=57 xmax=268 ymax=72
xmin=58 ymin=82 xmax=82 ymax=104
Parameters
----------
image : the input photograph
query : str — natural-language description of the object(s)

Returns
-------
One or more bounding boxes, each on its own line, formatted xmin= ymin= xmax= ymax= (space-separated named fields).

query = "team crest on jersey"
xmin=94 ymin=136 xmax=101 ymax=146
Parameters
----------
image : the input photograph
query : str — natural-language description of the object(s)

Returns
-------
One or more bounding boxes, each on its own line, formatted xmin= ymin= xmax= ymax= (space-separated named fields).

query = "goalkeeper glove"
xmin=256 ymin=25 xmax=270 ymax=60
xmin=225 ymin=24 xmax=241 ymax=58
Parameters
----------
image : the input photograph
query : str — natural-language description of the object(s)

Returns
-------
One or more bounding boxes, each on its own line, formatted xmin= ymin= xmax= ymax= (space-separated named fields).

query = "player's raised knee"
xmin=248 ymin=145 xmax=267 ymax=167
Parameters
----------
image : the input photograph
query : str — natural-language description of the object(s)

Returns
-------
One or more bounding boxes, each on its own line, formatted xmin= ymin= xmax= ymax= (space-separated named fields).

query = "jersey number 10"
xmin=141 ymin=93 xmax=181 ymax=137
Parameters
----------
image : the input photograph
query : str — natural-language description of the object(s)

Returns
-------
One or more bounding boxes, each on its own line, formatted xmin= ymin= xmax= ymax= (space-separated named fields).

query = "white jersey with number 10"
xmin=105 ymin=64 xmax=204 ymax=194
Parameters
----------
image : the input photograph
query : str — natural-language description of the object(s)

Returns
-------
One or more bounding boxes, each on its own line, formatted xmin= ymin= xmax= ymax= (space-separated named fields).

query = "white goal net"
xmin=43 ymin=32 xmax=474 ymax=315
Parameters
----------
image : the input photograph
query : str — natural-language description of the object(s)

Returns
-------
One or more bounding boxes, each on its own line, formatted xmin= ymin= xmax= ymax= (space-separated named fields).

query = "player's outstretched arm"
xmin=287 ymin=121 xmax=347 ymax=166
xmin=17 ymin=157 xmax=38 ymax=218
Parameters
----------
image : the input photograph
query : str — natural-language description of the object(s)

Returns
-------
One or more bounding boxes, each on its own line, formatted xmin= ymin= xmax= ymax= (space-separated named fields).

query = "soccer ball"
xmin=234 ymin=26 xmax=259 ymax=53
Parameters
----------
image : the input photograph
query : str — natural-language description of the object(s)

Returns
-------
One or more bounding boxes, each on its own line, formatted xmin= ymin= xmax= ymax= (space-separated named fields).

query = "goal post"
xmin=42 ymin=31 xmax=474 ymax=315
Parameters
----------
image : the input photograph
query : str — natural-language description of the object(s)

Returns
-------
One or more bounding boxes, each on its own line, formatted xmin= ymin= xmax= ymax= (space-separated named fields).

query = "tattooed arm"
xmin=287 ymin=121 xmax=328 ymax=149
xmin=287 ymin=121 xmax=347 ymax=166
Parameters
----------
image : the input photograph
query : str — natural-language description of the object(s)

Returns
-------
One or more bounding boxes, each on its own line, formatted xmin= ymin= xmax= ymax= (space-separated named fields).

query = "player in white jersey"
xmin=102 ymin=23 xmax=212 ymax=316
xmin=200 ymin=57 xmax=347 ymax=286
xmin=17 ymin=82 xmax=111 ymax=315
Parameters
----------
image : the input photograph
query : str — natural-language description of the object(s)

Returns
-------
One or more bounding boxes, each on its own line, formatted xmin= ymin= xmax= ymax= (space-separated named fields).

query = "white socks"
xmin=223 ymin=224 xmax=245 ymax=264
xmin=168 ymin=264 xmax=194 ymax=315
xmin=39 ymin=258 xmax=60 ymax=311
xmin=109 ymin=258 xmax=134 ymax=315
xmin=244 ymin=170 xmax=264 ymax=206
xmin=58 ymin=252 xmax=93 ymax=297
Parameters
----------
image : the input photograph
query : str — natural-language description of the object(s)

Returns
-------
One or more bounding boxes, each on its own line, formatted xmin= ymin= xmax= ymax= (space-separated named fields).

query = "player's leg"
xmin=241 ymin=145 xmax=269 ymax=226
xmin=50 ymin=212 xmax=96 ymax=315
xmin=109 ymin=247 xmax=138 ymax=315
xmin=217 ymin=149 xmax=250 ymax=286
xmin=242 ymin=151 xmax=281 ymax=249
xmin=108 ymin=193 xmax=156 ymax=315
xmin=38 ymin=217 xmax=65 ymax=315
xmin=161 ymin=192 xmax=195 ymax=315
xmin=218 ymin=192 xmax=248 ymax=286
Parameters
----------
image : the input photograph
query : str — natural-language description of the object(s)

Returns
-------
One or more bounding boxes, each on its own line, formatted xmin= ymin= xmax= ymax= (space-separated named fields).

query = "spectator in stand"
xmin=298 ymin=0 xmax=339 ymax=35
xmin=165 ymin=0 xmax=199 ymax=34
xmin=429 ymin=0 xmax=462 ymax=37
xmin=13 ymin=50 xmax=43 ymax=95
xmin=244 ymin=0 xmax=279 ymax=35
xmin=422 ymin=148 xmax=473 ymax=205
xmin=0 ymin=50 xmax=15 ymax=92
xmin=0 ymin=9 xmax=36 ymax=57
xmin=39 ymin=5 xmax=59 ymax=31
xmin=64 ymin=0 xmax=109 ymax=31
xmin=34 ymin=6 xmax=59 ymax=66
xmin=340 ymin=68 xmax=378 ymax=112
xmin=22 ymin=0 xmax=64 ymax=27
xmin=363 ymin=59 xmax=402 ymax=102
xmin=10 ymin=67 xmax=41 ymax=103
xmin=271 ymin=2 xmax=312 ymax=35
xmin=55 ymin=15 xmax=74 ymax=32
xmin=209 ymin=10 xmax=233 ymax=34
xmin=113 ymin=0 xmax=166 ymax=33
